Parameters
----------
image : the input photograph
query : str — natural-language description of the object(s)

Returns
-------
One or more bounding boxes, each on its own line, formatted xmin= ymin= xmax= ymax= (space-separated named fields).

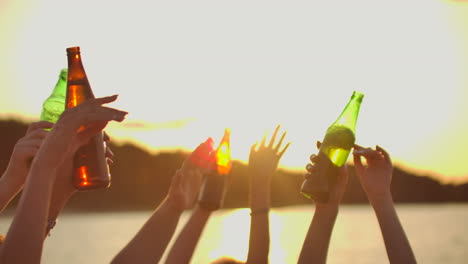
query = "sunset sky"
xmin=0 ymin=0 xmax=467 ymax=183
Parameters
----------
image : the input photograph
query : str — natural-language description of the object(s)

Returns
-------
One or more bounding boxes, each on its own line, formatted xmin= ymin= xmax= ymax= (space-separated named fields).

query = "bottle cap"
xmin=66 ymin=46 xmax=80 ymax=54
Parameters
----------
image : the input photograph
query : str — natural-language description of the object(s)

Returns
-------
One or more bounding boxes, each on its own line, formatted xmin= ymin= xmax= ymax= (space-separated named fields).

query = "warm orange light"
xmin=75 ymin=54 xmax=79 ymax=59
xmin=215 ymin=128 xmax=231 ymax=175
xmin=80 ymin=166 xmax=88 ymax=180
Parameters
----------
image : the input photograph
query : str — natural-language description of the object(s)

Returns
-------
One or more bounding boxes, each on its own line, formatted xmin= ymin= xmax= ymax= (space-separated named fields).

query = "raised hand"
xmin=352 ymin=144 xmax=417 ymax=264
xmin=353 ymin=144 xmax=393 ymax=201
xmin=40 ymin=95 xmax=127 ymax=167
xmin=167 ymin=168 xmax=204 ymax=212
xmin=248 ymin=124 xmax=290 ymax=180
xmin=4 ymin=121 xmax=53 ymax=183
xmin=0 ymin=95 xmax=127 ymax=264
xmin=0 ymin=121 xmax=53 ymax=213
xmin=246 ymin=125 xmax=290 ymax=264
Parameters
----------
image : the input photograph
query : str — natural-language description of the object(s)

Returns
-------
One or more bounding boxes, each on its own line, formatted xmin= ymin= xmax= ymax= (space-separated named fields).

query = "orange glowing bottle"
xmin=182 ymin=137 xmax=216 ymax=172
xmin=198 ymin=129 xmax=231 ymax=210
xmin=66 ymin=46 xmax=110 ymax=190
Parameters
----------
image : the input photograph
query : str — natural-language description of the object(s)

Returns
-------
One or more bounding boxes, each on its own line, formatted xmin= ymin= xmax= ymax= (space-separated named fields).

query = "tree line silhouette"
xmin=1 ymin=118 xmax=467 ymax=212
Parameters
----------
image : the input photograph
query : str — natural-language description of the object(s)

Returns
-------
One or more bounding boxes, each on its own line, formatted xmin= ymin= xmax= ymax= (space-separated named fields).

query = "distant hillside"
xmin=1 ymin=119 xmax=467 ymax=211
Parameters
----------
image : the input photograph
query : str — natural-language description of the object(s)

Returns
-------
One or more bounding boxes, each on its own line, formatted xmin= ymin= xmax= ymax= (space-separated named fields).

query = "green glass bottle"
xmin=300 ymin=91 xmax=364 ymax=202
xmin=40 ymin=68 xmax=67 ymax=124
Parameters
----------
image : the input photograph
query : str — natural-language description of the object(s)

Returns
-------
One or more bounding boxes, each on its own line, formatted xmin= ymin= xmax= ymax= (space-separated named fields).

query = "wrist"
xmin=250 ymin=194 xmax=270 ymax=211
xmin=250 ymin=207 xmax=270 ymax=216
xmin=1 ymin=167 xmax=26 ymax=189
xmin=314 ymin=204 xmax=339 ymax=218
xmin=161 ymin=196 xmax=185 ymax=215
xmin=195 ymin=204 xmax=214 ymax=215
xmin=368 ymin=191 xmax=393 ymax=208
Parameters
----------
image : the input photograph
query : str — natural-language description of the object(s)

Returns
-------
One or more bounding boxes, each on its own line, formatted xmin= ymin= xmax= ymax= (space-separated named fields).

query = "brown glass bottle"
xmin=66 ymin=46 xmax=110 ymax=190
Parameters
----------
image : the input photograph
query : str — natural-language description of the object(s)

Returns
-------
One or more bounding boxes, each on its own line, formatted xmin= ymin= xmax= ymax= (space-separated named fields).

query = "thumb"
xmin=352 ymin=150 xmax=365 ymax=181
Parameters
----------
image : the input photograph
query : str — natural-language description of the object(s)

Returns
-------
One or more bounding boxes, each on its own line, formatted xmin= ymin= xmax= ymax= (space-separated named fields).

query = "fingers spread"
xmin=275 ymin=131 xmax=287 ymax=152
xmin=260 ymin=131 xmax=267 ymax=148
xmin=278 ymin=142 xmax=291 ymax=158
xmin=268 ymin=125 xmax=280 ymax=148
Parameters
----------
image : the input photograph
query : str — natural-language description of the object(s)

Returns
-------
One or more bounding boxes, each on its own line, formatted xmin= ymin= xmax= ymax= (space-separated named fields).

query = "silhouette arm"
xmin=298 ymin=205 xmax=338 ymax=264
xmin=246 ymin=125 xmax=290 ymax=264
xmin=0 ymin=172 xmax=23 ymax=213
xmin=0 ymin=95 xmax=127 ymax=264
xmin=247 ymin=179 xmax=271 ymax=264
xmin=370 ymin=194 xmax=416 ymax=264
xmin=164 ymin=205 xmax=213 ymax=264
xmin=45 ymin=135 xmax=113 ymax=237
xmin=298 ymin=142 xmax=348 ymax=264
xmin=111 ymin=196 xmax=185 ymax=264
xmin=112 ymin=167 xmax=203 ymax=264
xmin=353 ymin=145 xmax=416 ymax=264
xmin=0 ymin=121 xmax=53 ymax=213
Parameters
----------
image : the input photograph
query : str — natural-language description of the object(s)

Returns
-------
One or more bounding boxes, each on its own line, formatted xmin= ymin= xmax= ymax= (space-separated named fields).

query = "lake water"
xmin=1 ymin=203 xmax=467 ymax=264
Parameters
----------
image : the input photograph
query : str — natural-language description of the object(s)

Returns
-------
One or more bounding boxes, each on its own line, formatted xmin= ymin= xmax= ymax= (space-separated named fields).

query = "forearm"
xmin=165 ymin=205 xmax=212 ymax=264
xmin=298 ymin=205 xmax=338 ymax=264
xmin=247 ymin=210 xmax=270 ymax=264
xmin=0 ymin=165 xmax=28 ymax=212
xmin=370 ymin=194 xmax=416 ymax=264
xmin=247 ymin=179 xmax=271 ymax=264
xmin=0 ymin=165 xmax=56 ymax=264
xmin=0 ymin=172 xmax=24 ymax=213
xmin=45 ymin=188 xmax=76 ymax=237
xmin=111 ymin=197 xmax=183 ymax=264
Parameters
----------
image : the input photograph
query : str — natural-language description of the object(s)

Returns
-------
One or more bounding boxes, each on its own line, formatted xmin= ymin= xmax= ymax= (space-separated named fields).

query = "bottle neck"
xmin=50 ymin=69 xmax=67 ymax=97
xmin=332 ymin=94 xmax=363 ymax=132
xmin=67 ymin=52 xmax=87 ymax=80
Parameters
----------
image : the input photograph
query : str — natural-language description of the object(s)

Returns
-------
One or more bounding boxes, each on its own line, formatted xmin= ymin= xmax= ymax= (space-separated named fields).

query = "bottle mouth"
xmin=352 ymin=91 xmax=364 ymax=102
xmin=60 ymin=68 xmax=68 ymax=80
xmin=66 ymin=46 xmax=80 ymax=54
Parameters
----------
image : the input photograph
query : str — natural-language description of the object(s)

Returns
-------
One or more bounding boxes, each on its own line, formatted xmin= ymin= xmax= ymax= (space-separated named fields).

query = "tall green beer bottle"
xmin=300 ymin=91 xmax=364 ymax=202
xmin=40 ymin=68 xmax=67 ymax=124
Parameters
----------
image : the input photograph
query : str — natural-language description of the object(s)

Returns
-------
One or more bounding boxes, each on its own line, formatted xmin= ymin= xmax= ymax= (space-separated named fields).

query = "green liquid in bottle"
xmin=321 ymin=125 xmax=356 ymax=167
xmin=40 ymin=68 xmax=67 ymax=129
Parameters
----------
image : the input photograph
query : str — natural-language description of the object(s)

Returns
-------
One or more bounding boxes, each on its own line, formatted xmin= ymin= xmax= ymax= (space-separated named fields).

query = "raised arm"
xmin=246 ymin=125 xmax=290 ymax=264
xmin=353 ymin=145 xmax=416 ymax=264
xmin=111 ymin=165 xmax=203 ymax=264
xmin=298 ymin=141 xmax=348 ymax=264
xmin=0 ymin=95 xmax=127 ymax=264
xmin=164 ymin=204 xmax=213 ymax=264
xmin=0 ymin=121 xmax=53 ymax=213
xmin=45 ymin=133 xmax=114 ymax=237
xmin=165 ymin=139 xmax=220 ymax=264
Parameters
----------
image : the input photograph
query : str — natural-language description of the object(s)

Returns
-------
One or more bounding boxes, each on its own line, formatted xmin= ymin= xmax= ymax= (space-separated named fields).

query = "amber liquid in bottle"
xmin=66 ymin=46 xmax=110 ymax=190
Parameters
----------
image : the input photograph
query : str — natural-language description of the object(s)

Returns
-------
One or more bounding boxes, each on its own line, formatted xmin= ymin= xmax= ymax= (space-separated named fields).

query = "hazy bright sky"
xmin=1 ymin=0 xmax=467 ymax=183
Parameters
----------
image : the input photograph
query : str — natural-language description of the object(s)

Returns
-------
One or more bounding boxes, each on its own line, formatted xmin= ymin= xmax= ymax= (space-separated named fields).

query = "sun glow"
xmin=1 ymin=0 xmax=468 ymax=182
